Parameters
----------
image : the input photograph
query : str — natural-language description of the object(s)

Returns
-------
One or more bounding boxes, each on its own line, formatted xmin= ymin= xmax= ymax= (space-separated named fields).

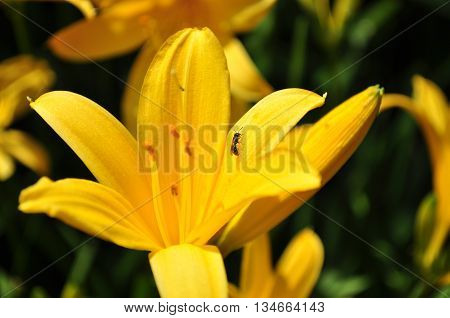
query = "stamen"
xmin=144 ymin=144 xmax=156 ymax=158
xmin=184 ymin=140 xmax=193 ymax=157
xmin=171 ymin=185 xmax=179 ymax=196
xmin=169 ymin=125 xmax=180 ymax=139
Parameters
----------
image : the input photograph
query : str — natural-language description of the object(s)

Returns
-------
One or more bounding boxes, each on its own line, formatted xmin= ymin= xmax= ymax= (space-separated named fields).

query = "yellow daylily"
xmin=218 ymin=85 xmax=383 ymax=254
xmin=42 ymin=0 xmax=275 ymax=135
xmin=298 ymin=0 xmax=359 ymax=46
xmin=230 ymin=229 xmax=323 ymax=298
xmin=0 ymin=55 xmax=53 ymax=181
xmin=381 ymin=75 xmax=450 ymax=268
xmin=19 ymin=28 xmax=326 ymax=298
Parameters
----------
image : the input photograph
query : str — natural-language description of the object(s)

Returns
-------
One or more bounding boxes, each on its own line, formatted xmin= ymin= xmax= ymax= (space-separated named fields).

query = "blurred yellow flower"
xmin=46 ymin=0 xmax=276 ymax=135
xmin=218 ymin=85 xmax=383 ymax=254
xmin=230 ymin=229 xmax=323 ymax=297
xmin=19 ymin=28 xmax=326 ymax=298
xmin=381 ymin=75 xmax=450 ymax=268
xmin=298 ymin=0 xmax=359 ymax=46
xmin=0 ymin=55 xmax=53 ymax=181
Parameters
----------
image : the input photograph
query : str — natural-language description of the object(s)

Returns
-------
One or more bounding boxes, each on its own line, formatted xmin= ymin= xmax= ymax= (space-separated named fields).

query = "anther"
xmin=144 ymin=144 xmax=156 ymax=158
xmin=169 ymin=125 xmax=180 ymax=139
xmin=184 ymin=140 xmax=193 ymax=157
xmin=185 ymin=146 xmax=193 ymax=156
xmin=171 ymin=185 xmax=178 ymax=196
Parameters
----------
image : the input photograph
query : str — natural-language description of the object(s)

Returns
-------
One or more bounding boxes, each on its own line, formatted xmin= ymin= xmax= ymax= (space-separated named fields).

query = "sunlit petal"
xmin=19 ymin=177 xmax=160 ymax=250
xmin=29 ymin=91 xmax=160 ymax=241
xmin=149 ymin=244 xmax=228 ymax=297
xmin=412 ymin=75 xmax=448 ymax=136
xmin=239 ymin=234 xmax=274 ymax=297
xmin=228 ymin=88 xmax=325 ymax=164
xmin=272 ymin=229 xmax=324 ymax=297
xmin=138 ymin=28 xmax=230 ymax=244
xmin=219 ymin=86 xmax=381 ymax=253
xmin=48 ymin=10 xmax=149 ymax=61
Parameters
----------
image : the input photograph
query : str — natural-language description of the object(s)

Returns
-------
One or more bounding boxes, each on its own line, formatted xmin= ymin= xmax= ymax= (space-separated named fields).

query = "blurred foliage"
xmin=0 ymin=0 xmax=449 ymax=297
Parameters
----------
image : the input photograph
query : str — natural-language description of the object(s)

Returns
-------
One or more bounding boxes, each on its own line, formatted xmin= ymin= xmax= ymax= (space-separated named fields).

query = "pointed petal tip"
xmin=368 ymin=84 xmax=384 ymax=96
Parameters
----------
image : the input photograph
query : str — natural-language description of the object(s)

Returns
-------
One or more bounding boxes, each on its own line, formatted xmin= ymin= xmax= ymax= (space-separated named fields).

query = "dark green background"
xmin=0 ymin=0 xmax=449 ymax=297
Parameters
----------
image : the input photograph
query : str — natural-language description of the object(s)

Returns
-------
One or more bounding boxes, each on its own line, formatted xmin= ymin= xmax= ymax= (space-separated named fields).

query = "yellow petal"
xmin=303 ymin=85 xmax=382 ymax=182
xmin=19 ymin=177 xmax=160 ymax=250
xmin=48 ymin=8 xmax=149 ymax=61
xmin=138 ymin=28 xmax=230 ymax=244
xmin=412 ymin=75 xmax=448 ymax=136
xmin=0 ymin=129 xmax=49 ymax=176
xmin=271 ymin=229 xmax=324 ymax=297
xmin=219 ymin=194 xmax=306 ymax=256
xmin=193 ymin=126 xmax=320 ymax=247
xmin=29 ymin=91 xmax=160 ymax=242
xmin=207 ymin=90 xmax=324 ymax=243
xmin=138 ymin=28 xmax=230 ymax=132
xmin=67 ymin=0 xmax=97 ymax=18
xmin=0 ymin=55 xmax=54 ymax=127
xmin=228 ymin=88 xmax=325 ymax=164
xmin=121 ymin=41 xmax=158 ymax=136
xmin=218 ymin=86 xmax=381 ymax=254
xmin=380 ymin=93 xmax=415 ymax=112
xmin=239 ymin=234 xmax=274 ymax=297
xmin=224 ymin=38 xmax=273 ymax=102
xmin=0 ymin=148 xmax=15 ymax=181
xmin=382 ymin=77 xmax=450 ymax=267
xmin=221 ymin=143 xmax=321 ymax=212
xmin=230 ymin=0 xmax=276 ymax=33
xmin=149 ymin=244 xmax=228 ymax=297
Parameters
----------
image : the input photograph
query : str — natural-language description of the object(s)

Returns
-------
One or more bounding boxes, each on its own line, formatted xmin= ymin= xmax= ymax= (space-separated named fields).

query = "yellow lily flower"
xmin=19 ymin=28 xmax=326 ymax=298
xmin=229 ymin=229 xmax=323 ymax=297
xmin=0 ymin=55 xmax=53 ymax=180
xmin=381 ymin=75 xmax=450 ymax=268
xmin=218 ymin=85 xmax=383 ymax=254
xmin=43 ymin=0 xmax=275 ymax=135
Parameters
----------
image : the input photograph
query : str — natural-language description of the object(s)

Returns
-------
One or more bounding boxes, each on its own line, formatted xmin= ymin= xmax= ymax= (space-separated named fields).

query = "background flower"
xmin=0 ymin=55 xmax=53 ymax=181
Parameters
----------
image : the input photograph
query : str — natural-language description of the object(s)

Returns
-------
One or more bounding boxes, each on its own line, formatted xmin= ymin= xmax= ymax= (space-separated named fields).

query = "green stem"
xmin=6 ymin=2 xmax=31 ymax=54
